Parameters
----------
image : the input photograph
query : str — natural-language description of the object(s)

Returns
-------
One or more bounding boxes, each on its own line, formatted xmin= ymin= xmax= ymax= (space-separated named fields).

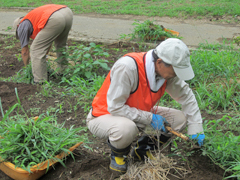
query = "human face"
xmin=155 ymin=59 xmax=176 ymax=80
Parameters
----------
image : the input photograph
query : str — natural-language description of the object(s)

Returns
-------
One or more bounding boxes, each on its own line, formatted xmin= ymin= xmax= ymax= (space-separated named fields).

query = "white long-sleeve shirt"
xmin=107 ymin=56 xmax=203 ymax=135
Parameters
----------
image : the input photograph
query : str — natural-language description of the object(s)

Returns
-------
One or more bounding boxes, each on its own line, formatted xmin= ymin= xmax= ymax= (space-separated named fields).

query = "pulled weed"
xmin=0 ymin=89 xmax=88 ymax=172
xmin=120 ymin=20 xmax=180 ymax=42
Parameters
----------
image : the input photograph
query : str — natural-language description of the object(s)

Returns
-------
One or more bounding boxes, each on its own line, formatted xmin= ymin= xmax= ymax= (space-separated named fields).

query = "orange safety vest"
xmin=92 ymin=52 xmax=167 ymax=117
xmin=20 ymin=4 xmax=67 ymax=39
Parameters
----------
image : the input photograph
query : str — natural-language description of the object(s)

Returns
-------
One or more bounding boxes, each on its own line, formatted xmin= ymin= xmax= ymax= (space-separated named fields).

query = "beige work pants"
xmin=87 ymin=106 xmax=187 ymax=149
xmin=30 ymin=7 xmax=73 ymax=83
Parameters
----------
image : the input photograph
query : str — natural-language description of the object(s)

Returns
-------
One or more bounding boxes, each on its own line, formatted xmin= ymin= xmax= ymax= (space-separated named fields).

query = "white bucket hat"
xmin=154 ymin=38 xmax=194 ymax=81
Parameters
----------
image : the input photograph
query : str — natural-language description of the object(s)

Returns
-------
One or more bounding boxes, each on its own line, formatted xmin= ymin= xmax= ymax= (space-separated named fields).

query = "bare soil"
xmin=0 ymin=35 xmax=235 ymax=180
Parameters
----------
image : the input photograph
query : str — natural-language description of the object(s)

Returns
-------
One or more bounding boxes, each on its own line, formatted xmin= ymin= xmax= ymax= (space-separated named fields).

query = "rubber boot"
xmin=131 ymin=135 xmax=170 ymax=161
xmin=108 ymin=140 xmax=131 ymax=174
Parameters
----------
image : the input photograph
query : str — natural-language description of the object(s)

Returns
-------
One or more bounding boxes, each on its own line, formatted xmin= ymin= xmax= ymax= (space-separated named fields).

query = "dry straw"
xmin=120 ymin=152 xmax=191 ymax=180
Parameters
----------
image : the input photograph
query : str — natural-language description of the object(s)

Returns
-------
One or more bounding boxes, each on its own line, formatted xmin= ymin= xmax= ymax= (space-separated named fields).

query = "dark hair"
xmin=162 ymin=61 xmax=171 ymax=67
xmin=152 ymin=41 xmax=171 ymax=67
xmin=152 ymin=50 xmax=159 ymax=62
xmin=152 ymin=48 xmax=171 ymax=67
xmin=152 ymin=41 xmax=165 ymax=62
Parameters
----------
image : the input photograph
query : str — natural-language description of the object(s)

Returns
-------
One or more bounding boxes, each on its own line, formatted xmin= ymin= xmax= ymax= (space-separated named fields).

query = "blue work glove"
xmin=151 ymin=114 xmax=167 ymax=132
xmin=190 ymin=134 xmax=205 ymax=147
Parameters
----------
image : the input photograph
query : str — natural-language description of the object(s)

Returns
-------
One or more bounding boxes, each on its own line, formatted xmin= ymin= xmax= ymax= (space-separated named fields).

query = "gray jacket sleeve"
xmin=165 ymin=77 xmax=204 ymax=135
xmin=17 ymin=20 xmax=33 ymax=48
xmin=107 ymin=56 xmax=152 ymax=126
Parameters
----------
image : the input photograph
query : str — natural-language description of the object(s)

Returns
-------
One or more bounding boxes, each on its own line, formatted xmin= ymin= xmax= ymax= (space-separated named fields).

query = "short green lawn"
xmin=1 ymin=0 xmax=240 ymax=20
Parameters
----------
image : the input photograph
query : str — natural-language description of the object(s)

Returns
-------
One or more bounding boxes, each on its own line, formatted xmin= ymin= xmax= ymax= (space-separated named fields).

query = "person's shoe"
xmin=131 ymin=147 xmax=155 ymax=161
xmin=108 ymin=140 xmax=131 ymax=174
xmin=110 ymin=155 xmax=127 ymax=173
xmin=131 ymin=135 xmax=170 ymax=161
xmin=130 ymin=136 xmax=153 ymax=161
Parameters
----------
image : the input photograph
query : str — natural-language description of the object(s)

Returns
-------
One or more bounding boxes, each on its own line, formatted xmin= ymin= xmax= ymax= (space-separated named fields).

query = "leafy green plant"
xmin=40 ymin=82 xmax=54 ymax=98
xmin=5 ymin=26 xmax=12 ymax=31
xmin=120 ymin=20 xmax=180 ymax=42
xmin=59 ymin=42 xmax=110 ymax=80
xmin=27 ymin=107 xmax=41 ymax=116
xmin=233 ymin=36 xmax=240 ymax=46
xmin=0 ymin=88 xmax=88 ymax=172
xmin=9 ymin=64 xmax=34 ymax=84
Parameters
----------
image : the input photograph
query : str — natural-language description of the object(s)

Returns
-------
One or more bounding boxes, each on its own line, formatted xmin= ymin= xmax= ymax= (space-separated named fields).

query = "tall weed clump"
xmin=202 ymin=115 xmax=240 ymax=179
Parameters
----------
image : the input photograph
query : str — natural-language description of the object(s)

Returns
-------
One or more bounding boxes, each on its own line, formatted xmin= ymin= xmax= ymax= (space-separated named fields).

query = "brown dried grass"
xmin=120 ymin=153 xmax=191 ymax=180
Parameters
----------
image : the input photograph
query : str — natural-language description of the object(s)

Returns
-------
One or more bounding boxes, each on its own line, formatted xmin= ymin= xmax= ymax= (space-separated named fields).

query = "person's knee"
xmin=110 ymin=121 xmax=138 ymax=148
xmin=121 ymin=121 xmax=138 ymax=139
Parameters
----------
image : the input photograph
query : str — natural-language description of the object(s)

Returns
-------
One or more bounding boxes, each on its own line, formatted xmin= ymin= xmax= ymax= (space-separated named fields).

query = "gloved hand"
xmin=190 ymin=134 xmax=205 ymax=147
xmin=151 ymin=114 xmax=167 ymax=132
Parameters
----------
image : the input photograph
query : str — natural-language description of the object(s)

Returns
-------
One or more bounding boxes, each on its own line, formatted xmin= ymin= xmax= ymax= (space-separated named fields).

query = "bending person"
xmin=13 ymin=4 xmax=73 ymax=84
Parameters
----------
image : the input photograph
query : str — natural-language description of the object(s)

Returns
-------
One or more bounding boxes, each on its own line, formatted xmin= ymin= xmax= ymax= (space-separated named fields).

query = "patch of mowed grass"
xmin=1 ymin=0 xmax=240 ymax=19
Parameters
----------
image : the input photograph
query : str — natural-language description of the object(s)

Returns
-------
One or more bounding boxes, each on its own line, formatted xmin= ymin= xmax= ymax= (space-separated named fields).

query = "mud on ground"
xmin=0 ymin=35 xmax=232 ymax=180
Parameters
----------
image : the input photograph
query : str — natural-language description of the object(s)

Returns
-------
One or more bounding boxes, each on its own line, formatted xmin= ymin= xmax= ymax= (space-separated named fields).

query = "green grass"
xmin=0 ymin=0 xmax=240 ymax=19
xmin=202 ymin=115 xmax=240 ymax=179
xmin=190 ymin=42 xmax=240 ymax=112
